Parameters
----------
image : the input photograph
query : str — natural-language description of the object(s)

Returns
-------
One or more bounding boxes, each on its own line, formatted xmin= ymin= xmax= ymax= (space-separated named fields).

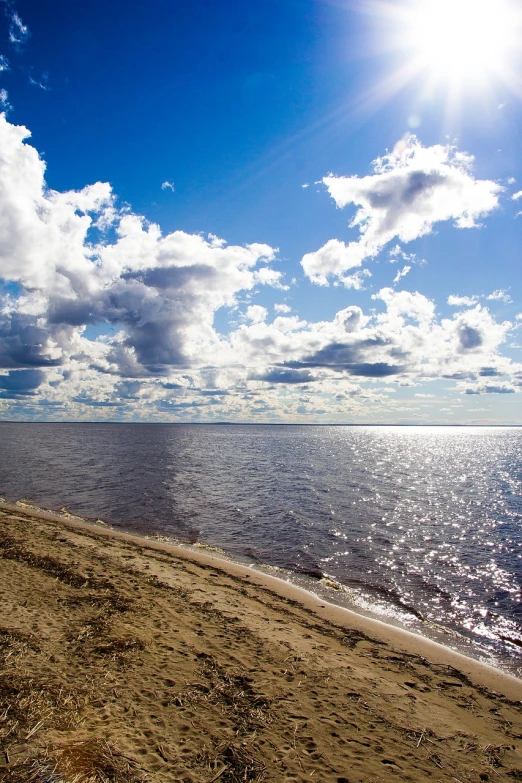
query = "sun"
xmin=407 ymin=0 xmax=520 ymax=82
xmin=402 ymin=0 xmax=521 ymax=87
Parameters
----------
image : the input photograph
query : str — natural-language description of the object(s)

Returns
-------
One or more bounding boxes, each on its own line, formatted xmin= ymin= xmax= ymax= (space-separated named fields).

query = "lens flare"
xmin=405 ymin=0 xmax=521 ymax=84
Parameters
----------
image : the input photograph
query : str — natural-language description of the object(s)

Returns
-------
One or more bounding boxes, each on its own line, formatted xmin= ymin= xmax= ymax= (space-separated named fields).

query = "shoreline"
xmin=2 ymin=501 xmax=522 ymax=782
xmin=3 ymin=498 xmax=521 ymax=700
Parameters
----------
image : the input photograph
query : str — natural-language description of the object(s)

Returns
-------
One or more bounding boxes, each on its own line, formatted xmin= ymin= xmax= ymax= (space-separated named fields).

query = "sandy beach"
xmin=1 ymin=503 xmax=522 ymax=783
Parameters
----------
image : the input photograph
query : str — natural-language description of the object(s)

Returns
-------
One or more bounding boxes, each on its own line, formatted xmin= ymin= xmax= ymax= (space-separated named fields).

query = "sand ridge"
xmin=1 ymin=504 xmax=522 ymax=782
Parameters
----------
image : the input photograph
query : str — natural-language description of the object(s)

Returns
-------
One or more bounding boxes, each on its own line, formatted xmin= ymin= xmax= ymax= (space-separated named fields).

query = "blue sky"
xmin=0 ymin=0 xmax=521 ymax=423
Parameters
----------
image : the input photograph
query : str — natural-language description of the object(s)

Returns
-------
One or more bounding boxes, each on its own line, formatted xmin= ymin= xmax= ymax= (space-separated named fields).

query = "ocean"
xmin=0 ymin=422 xmax=521 ymax=674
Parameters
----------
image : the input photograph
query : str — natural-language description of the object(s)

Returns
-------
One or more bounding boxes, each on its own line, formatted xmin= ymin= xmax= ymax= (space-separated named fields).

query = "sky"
xmin=0 ymin=0 xmax=521 ymax=424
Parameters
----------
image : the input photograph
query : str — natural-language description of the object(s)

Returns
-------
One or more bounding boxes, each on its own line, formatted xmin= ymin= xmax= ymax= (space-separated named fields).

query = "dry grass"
xmin=60 ymin=593 xmax=133 ymax=615
xmin=3 ymin=739 xmax=147 ymax=783
xmin=198 ymin=741 xmax=266 ymax=783
xmin=0 ymin=532 xmax=114 ymax=592
xmin=172 ymin=655 xmax=271 ymax=735
xmin=0 ymin=674 xmax=88 ymax=744
xmin=0 ymin=626 xmax=40 ymax=664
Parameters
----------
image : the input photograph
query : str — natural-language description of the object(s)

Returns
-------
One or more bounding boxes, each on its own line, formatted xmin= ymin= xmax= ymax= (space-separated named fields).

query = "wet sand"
xmin=1 ymin=502 xmax=522 ymax=783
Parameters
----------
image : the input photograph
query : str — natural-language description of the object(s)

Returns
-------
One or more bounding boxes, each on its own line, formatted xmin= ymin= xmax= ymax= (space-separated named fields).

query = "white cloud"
xmin=487 ymin=289 xmax=512 ymax=303
xmin=387 ymin=244 xmax=418 ymax=264
xmin=0 ymin=55 xmax=9 ymax=72
xmin=161 ymin=181 xmax=175 ymax=192
xmin=245 ymin=305 xmax=268 ymax=324
xmin=449 ymin=291 xmax=512 ymax=307
xmin=0 ymin=88 xmax=10 ymax=110
xmin=254 ymin=265 xmax=287 ymax=289
xmin=512 ymin=190 xmax=522 ymax=200
xmin=8 ymin=11 xmax=29 ymax=46
xmin=0 ymin=114 xmax=519 ymax=420
xmin=448 ymin=294 xmax=479 ymax=306
xmin=301 ymin=136 xmax=501 ymax=284
xmin=0 ymin=114 xmax=280 ymax=376
xmin=302 ymin=239 xmax=360 ymax=285
xmin=340 ymin=268 xmax=371 ymax=289
xmin=393 ymin=265 xmax=411 ymax=284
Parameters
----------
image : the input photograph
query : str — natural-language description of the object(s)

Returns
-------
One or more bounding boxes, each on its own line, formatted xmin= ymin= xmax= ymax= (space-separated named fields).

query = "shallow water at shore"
xmin=0 ymin=422 xmax=521 ymax=673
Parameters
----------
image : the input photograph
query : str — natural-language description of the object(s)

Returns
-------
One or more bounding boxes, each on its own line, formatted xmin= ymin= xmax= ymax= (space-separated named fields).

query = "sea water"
xmin=0 ymin=422 xmax=521 ymax=674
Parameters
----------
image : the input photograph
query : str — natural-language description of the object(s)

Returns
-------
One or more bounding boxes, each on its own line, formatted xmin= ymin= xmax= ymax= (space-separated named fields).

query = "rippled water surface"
xmin=1 ymin=423 xmax=521 ymax=671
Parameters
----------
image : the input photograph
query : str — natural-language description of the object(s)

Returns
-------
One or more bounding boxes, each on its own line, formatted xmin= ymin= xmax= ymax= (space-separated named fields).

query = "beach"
xmin=1 ymin=503 xmax=522 ymax=783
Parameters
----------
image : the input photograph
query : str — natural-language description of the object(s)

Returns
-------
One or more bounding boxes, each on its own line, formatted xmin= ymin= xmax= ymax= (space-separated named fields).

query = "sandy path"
xmin=1 ymin=504 xmax=522 ymax=783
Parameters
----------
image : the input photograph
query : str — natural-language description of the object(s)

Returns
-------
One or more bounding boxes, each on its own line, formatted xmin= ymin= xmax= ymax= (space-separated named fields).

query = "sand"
xmin=1 ymin=503 xmax=522 ymax=783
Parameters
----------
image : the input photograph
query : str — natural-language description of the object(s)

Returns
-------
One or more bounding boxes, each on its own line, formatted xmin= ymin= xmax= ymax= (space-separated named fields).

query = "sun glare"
xmin=405 ymin=0 xmax=520 ymax=85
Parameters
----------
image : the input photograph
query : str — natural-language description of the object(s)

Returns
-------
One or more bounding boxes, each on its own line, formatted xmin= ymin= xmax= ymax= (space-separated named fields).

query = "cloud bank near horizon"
xmin=0 ymin=115 xmax=519 ymax=422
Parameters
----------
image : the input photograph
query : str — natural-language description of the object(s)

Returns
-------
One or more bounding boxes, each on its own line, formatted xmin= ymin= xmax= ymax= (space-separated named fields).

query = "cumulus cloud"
xmin=512 ymin=190 xmax=522 ymax=200
xmin=0 ymin=114 xmax=281 ymax=379
xmin=487 ymin=289 xmax=512 ymax=303
xmin=0 ymin=114 xmax=519 ymax=421
xmin=245 ymin=305 xmax=268 ymax=324
xmin=448 ymin=294 xmax=479 ymax=306
xmin=301 ymin=136 xmax=501 ymax=284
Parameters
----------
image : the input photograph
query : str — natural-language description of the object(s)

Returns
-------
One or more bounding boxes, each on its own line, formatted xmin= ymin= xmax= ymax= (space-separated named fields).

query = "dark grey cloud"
xmin=458 ymin=325 xmax=483 ymax=351
xmin=140 ymin=264 xmax=217 ymax=290
xmin=199 ymin=389 xmax=230 ymax=396
xmin=483 ymin=385 xmax=515 ymax=394
xmin=0 ymin=313 xmax=62 ymax=368
xmin=444 ymin=371 xmax=477 ymax=380
xmin=248 ymin=368 xmax=317 ymax=384
xmin=0 ymin=368 xmax=45 ymax=397
xmin=345 ymin=362 xmax=404 ymax=377
xmin=479 ymin=367 xmax=501 ymax=377
xmin=366 ymin=171 xmax=446 ymax=214
xmin=47 ymin=298 xmax=100 ymax=327
xmin=465 ymin=385 xmax=515 ymax=395
xmin=285 ymin=337 xmax=405 ymax=377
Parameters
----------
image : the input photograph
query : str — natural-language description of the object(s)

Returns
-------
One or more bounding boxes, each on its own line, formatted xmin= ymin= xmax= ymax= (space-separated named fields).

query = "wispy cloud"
xmin=0 ymin=87 xmax=10 ymax=110
xmin=161 ymin=180 xmax=175 ymax=192
xmin=448 ymin=290 xmax=512 ymax=307
xmin=393 ymin=265 xmax=411 ymax=284
xmin=0 ymin=54 xmax=9 ymax=71
xmin=7 ymin=10 xmax=29 ymax=47
xmin=29 ymin=71 xmax=49 ymax=91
